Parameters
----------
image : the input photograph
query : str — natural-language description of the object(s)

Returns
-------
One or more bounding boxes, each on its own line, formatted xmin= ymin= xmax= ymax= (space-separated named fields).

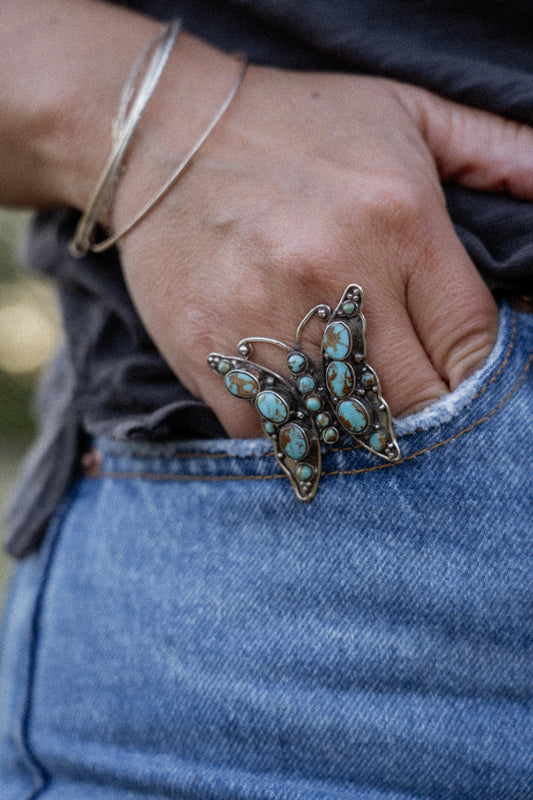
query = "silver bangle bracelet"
xmin=88 ymin=52 xmax=248 ymax=255
xmin=69 ymin=19 xmax=182 ymax=258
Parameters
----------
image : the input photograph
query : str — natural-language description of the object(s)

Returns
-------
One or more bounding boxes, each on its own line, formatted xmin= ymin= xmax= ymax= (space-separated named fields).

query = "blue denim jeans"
xmin=1 ymin=302 xmax=532 ymax=800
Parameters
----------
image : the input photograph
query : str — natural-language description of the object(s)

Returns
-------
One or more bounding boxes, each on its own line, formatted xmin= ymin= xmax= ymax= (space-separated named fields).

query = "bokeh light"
xmin=0 ymin=208 xmax=62 ymax=594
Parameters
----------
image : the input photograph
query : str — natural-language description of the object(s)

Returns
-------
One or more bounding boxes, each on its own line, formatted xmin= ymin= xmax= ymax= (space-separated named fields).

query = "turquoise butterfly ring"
xmin=207 ymin=284 xmax=401 ymax=500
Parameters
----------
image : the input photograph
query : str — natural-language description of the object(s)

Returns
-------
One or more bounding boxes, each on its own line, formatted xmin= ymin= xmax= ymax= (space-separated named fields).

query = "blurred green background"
xmin=0 ymin=208 xmax=62 ymax=601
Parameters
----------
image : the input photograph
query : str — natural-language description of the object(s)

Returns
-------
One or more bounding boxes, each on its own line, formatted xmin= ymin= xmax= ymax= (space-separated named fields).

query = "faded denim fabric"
xmin=1 ymin=302 xmax=532 ymax=799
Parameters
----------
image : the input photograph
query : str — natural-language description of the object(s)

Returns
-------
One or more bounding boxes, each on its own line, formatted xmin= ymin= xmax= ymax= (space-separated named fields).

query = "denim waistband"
xmin=91 ymin=301 xmax=532 ymax=485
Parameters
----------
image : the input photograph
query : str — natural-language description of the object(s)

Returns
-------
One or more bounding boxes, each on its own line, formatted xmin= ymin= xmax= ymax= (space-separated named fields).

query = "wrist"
xmin=0 ymin=0 xmax=160 ymax=210
xmin=107 ymin=33 xmax=240 ymax=237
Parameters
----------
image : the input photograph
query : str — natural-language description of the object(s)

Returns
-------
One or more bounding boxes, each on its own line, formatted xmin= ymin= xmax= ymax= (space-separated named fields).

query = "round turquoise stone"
xmin=317 ymin=412 xmax=331 ymax=427
xmin=323 ymin=427 xmax=339 ymax=443
xmin=369 ymin=431 xmax=387 ymax=452
xmin=342 ymin=300 xmax=356 ymax=315
xmin=287 ymin=351 xmax=307 ymax=374
xmin=298 ymin=374 xmax=315 ymax=394
xmin=263 ymin=421 xmax=276 ymax=434
xmin=256 ymin=390 xmax=290 ymax=423
xmin=225 ymin=370 xmax=259 ymax=399
xmin=279 ymin=423 xmax=308 ymax=461
xmin=217 ymin=359 xmax=232 ymax=375
xmin=326 ymin=360 xmax=354 ymax=399
xmin=323 ymin=321 xmax=351 ymax=360
xmin=305 ymin=396 xmax=322 ymax=412
xmin=337 ymin=398 xmax=369 ymax=433
xmin=296 ymin=463 xmax=313 ymax=481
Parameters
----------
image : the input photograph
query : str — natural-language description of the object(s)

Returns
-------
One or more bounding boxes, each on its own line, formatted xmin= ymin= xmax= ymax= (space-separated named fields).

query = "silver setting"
xmin=208 ymin=283 xmax=401 ymax=500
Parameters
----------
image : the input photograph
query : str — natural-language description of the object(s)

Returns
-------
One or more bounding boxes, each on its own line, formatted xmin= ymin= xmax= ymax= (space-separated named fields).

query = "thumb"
xmin=398 ymin=84 xmax=533 ymax=198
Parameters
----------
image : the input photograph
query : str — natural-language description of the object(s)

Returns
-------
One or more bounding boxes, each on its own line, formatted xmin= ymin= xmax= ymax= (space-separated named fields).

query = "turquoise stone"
xmin=217 ymin=359 xmax=232 ymax=375
xmin=296 ymin=463 xmax=313 ymax=481
xmin=326 ymin=360 xmax=354 ymax=399
xmin=256 ymin=390 xmax=290 ymax=423
xmin=298 ymin=374 xmax=315 ymax=394
xmin=305 ymin=396 xmax=322 ymax=412
xmin=323 ymin=321 xmax=351 ymax=360
xmin=263 ymin=421 xmax=276 ymax=434
xmin=323 ymin=426 xmax=339 ymax=443
xmin=337 ymin=398 xmax=369 ymax=433
xmin=279 ymin=423 xmax=308 ymax=461
xmin=342 ymin=300 xmax=356 ymax=315
xmin=369 ymin=431 xmax=387 ymax=452
xmin=317 ymin=412 xmax=330 ymax=427
xmin=225 ymin=370 xmax=259 ymax=399
xmin=361 ymin=370 xmax=374 ymax=388
xmin=287 ymin=351 xmax=307 ymax=374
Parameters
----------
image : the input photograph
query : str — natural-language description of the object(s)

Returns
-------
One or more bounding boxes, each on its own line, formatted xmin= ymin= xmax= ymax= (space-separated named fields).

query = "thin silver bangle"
xmin=69 ymin=19 xmax=182 ymax=258
xmin=88 ymin=53 xmax=248 ymax=254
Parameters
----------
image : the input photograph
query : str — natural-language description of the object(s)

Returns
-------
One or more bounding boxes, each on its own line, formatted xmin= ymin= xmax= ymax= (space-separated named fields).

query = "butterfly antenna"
xmin=237 ymin=336 xmax=293 ymax=358
xmin=294 ymin=304 xmax=331 ymax=349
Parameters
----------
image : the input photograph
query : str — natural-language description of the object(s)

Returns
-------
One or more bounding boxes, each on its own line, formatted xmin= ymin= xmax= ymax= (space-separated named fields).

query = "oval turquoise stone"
xmin=369 ymin=431 xmax=387 ymax=452
xmin=287 ymin=351 xmax=307 ymax=374
xmin=337 ymin=399 xmax=369 ymax=433
xmin=326 ymin=360 xmax=354 ymax=398
xmin=298 ymin=374 xmax=315 ymax=394
xmin=279 ymin=423 xmax=308 ymax=461
xmin=316 ymin=412 xmax=330 ymax=427
xmin=225 ymin=370 xmax=259 ymax=399
xmin=323 ymin=321 xmax=351 ymax=360
xmin=217 ymin=359 xmax=232 ymax=375
xmin=296 ymin=463 xmax=313 ymax=481
xmin=256 ymin=390 xmax=290 ymax=423
xmin=361 ymin=371 xmax=374 ymax=388
xmin=263 ymin=421 xmax=276 ymax=434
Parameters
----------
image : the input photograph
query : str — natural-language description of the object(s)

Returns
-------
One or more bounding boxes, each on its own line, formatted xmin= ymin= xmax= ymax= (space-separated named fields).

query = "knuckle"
xmin=270 ymin=220 xmax=350 ymax=290
xmin=365 ymin=172 xmax=433 ymax=230
xmin=360 ymin=171 xmax=446 ymax=280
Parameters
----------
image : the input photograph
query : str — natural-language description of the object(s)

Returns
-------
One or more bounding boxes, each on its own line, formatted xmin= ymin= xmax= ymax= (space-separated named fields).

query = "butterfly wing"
xmin=207 ymin=352 xmax=321 ymax=500
xmin=321 ymin=284 xmax=401 ymax=462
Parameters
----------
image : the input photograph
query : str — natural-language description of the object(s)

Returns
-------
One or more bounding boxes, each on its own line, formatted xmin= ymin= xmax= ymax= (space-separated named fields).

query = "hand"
xmin=114 ymin=44 xmax=533 ymax=438
xmin=3 ymin=3 xmax=530 ymax=440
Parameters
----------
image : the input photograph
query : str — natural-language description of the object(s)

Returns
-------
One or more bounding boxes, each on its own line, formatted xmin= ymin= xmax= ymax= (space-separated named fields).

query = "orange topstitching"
xmin=95 ymin=312 xmax=532 ymax=485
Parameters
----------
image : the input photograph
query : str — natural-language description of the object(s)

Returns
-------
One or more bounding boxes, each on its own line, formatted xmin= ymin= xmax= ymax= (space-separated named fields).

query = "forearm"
xmin=0 ymin=0 xmax=235 ymax=212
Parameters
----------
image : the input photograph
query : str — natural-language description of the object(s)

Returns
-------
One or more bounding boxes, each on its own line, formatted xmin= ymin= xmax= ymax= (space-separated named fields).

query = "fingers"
xmin=362 ymin=293 xmax=449 ymax=417
xmin=360 ymin=188 xmax=498 ymax=417
xmin=344 ymin=234 xmax=496 ymax=420
xmin=405 ymin=214 xmax=499 ymax=395
xmin=397 ymin=83 xmax=533 ymax=199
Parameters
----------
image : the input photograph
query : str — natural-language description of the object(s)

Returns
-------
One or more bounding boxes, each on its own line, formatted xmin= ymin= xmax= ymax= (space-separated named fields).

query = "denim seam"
xmin=331 ymin=342 xmax=532 ymax=479
xmin=331 ymin=308 xmax=517 ymax=448
xmin=15 ymin=493 xmax=75 ymax=800
xmin=470 ymin=310 xmax=517 ymax=402
xmin=130 ymin=448 xmax=270 ymax=462
xmin=126 ymin=315 xmax=514 ymax=461
xmin=94 ymin=318 xmax=531 ymax=484
xmin=99 ymin=311 xmax=518 ymax=465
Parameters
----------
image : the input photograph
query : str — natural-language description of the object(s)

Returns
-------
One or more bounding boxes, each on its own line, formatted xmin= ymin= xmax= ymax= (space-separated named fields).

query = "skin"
xmin=3 ymin=0 xmax=533 ymax=438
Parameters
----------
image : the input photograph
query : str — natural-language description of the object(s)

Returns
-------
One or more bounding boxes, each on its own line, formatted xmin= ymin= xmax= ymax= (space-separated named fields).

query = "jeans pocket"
xmin=394 ymin=301 xmax=521 ymax=438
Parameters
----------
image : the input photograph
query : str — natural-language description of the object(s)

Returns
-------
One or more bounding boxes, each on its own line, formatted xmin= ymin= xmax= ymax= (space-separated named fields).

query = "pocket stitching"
xmin=95 ymin=312 xmax=530 ymax=483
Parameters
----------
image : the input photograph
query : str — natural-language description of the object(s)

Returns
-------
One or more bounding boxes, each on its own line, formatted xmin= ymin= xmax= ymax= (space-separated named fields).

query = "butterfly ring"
xmin=207 ymin=284 xmax=401 ymax=500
